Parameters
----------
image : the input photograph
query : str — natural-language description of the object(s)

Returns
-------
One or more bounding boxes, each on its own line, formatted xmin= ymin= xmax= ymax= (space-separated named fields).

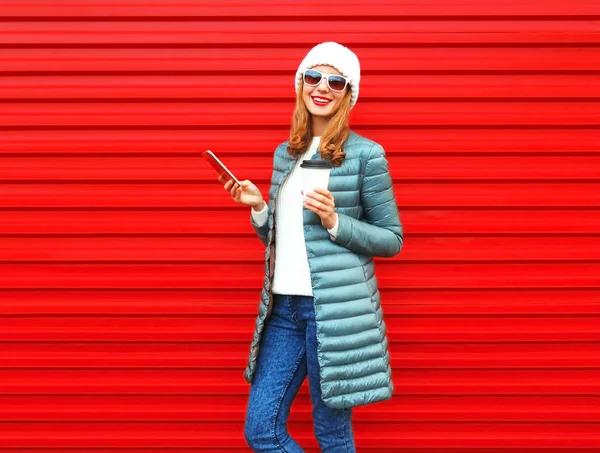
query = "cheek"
xmin=332 ymin=92 xmax=345 ymax=103
xmin=302 ymin=88 xmax=312 ymax=106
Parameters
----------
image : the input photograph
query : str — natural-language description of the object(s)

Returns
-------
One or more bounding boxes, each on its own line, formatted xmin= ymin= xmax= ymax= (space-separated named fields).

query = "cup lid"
xmin=300 ymin=160 xmax=332 ymax=169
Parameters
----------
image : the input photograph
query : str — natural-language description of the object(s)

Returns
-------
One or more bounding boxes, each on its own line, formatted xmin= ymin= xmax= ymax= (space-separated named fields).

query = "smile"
xmin=312 ymin=96 xmax=332 ymax=107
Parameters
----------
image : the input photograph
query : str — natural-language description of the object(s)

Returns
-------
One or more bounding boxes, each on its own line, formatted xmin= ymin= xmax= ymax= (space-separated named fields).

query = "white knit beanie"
xmin=294 ymin=42 xmax=361 ymax=109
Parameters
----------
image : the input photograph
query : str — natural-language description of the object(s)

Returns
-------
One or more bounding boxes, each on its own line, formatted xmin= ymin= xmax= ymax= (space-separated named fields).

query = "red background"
xmin=1 ymin=0 xmax=599 ymax=450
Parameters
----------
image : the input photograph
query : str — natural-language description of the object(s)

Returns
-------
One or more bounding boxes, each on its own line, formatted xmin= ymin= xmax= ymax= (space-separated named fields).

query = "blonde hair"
xmin=287 ymin=79 xmax=351 ymax=167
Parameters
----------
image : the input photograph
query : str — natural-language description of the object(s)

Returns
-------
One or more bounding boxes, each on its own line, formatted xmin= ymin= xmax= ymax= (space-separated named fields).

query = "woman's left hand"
xmin=301 ymin=188 xmax=338 ymax=230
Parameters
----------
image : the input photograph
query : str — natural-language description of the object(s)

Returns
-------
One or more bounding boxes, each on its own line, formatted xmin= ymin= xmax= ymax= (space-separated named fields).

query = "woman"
xmin=220 ymin=42 xmax=403 ymax=452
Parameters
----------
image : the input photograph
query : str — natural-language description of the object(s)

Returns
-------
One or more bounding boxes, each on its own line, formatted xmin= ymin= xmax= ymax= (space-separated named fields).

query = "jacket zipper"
xmin=265 ymin=160 xmax=295 ymax=320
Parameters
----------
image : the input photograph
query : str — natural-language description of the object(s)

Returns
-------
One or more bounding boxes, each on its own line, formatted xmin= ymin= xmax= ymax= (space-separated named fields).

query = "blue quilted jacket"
xmin=244 ymin=130 xmax=404 ymax=409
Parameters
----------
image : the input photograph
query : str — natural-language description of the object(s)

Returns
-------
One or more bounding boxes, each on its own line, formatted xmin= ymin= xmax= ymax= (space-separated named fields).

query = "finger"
xmin=307 ymin=192 xmax=334 ymax=208
xmin=307 ymin=204 xmax=330 ymax=218
xmin=304 ymin=190 xmax=322 ymax=203
xmin=313 ymin=188 xmax=332 ymax=198
xmin=305 ymin=198 xmax=332 ymax=214
xmin=309 ymin=189 xmax=329 ymax=202
xmin=314 ymin=203 xmax=332 ymax=214
xmin=303 ymin=200 xmax=317 ymax=214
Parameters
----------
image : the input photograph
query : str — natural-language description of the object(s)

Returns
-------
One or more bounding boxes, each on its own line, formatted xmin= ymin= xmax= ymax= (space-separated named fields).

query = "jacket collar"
xmin=282 ymin=131 xmax=358 ymax=163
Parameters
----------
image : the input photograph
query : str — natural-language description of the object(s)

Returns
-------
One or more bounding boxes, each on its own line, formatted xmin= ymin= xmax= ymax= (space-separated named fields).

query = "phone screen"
xmin=202 ymin=150 xmax=241 ymax=185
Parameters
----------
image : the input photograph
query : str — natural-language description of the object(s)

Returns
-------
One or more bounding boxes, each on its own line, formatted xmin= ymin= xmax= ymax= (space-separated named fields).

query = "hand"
xmin=219 ymin=175 xmax=264 ymax=209
xmin=301 ymin=188 xmax=337 ymax=230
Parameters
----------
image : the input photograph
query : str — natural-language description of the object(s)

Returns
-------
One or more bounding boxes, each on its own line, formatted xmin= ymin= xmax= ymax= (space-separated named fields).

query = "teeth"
xmin=313 ymin=98 xmax=331 ymax=103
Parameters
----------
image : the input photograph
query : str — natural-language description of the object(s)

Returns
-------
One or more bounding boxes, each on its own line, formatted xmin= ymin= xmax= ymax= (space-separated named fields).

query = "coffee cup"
xmin=300 ymin=160 xmax=332 ymax=201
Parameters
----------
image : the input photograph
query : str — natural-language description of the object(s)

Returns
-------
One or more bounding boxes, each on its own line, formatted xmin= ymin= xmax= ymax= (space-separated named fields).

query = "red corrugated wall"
xmin=1 ymin=0 xmax=599 ymax=451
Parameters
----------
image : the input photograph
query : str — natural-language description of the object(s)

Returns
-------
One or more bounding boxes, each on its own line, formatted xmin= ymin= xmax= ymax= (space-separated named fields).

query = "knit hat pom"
xmin=295 ymin=42 xmax=361 ymax=109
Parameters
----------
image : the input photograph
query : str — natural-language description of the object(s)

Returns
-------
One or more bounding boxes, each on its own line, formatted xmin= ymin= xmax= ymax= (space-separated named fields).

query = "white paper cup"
xmin=301 ymin=160 xmax=332 ymax=200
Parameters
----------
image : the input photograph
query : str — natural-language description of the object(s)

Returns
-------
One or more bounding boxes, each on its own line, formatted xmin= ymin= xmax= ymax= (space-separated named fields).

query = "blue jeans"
xmin=245 ymin=294 xmax=356 ymax=452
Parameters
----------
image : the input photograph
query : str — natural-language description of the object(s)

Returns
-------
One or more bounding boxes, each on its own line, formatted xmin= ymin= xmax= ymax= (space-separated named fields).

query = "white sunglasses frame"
xmin=303 ymin=69 xmax=349 ymax=93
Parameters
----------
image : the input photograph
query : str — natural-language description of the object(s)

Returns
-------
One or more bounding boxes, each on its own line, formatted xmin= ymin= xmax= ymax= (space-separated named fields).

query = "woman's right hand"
xmin=219 ymin=175 xmax=265 ymax=210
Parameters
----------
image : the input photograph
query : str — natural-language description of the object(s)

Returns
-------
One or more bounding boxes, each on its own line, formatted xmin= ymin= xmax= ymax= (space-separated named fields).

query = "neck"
xmin=311 ymin=115 xmax=328 ymax=137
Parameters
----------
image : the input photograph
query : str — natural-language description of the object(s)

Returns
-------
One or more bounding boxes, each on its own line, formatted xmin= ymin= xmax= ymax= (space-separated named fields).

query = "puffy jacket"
xmin=244 ymin=130 xmax=404 ymax=409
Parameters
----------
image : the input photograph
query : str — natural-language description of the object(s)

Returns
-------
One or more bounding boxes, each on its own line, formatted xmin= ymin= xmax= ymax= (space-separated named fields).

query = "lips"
xmin=312 ymin=96 xmax=332 ymax=107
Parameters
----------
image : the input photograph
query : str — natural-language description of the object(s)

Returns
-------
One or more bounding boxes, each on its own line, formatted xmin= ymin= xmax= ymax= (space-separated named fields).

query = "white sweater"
xmin=251 ymin=137 xmax=339 ymax=296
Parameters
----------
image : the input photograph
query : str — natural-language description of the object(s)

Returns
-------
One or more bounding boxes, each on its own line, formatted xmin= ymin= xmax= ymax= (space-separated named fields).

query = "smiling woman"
xmin=219 ymin=42 xmax=403 ymax=452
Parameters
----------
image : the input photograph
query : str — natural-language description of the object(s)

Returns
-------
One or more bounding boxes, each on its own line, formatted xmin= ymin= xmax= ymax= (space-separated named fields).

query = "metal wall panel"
xmin=1 ymin=0 xmax=599 ymax=450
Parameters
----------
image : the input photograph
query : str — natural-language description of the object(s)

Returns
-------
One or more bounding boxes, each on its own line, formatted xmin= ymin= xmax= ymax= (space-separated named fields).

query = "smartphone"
xmin=202 ymin=150 xmax=241 ymax=185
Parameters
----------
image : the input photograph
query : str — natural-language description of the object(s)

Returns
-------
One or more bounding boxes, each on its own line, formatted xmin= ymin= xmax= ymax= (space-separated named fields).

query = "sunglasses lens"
xmin=328 ymin=76 xmax=347 ymax=92
xmin=304 ymin=70 xmax=322 ymax=86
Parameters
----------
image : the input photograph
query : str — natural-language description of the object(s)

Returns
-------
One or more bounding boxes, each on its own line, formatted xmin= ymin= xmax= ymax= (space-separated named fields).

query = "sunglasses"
xmin=303 ymin=69 xmax=349 ymax=92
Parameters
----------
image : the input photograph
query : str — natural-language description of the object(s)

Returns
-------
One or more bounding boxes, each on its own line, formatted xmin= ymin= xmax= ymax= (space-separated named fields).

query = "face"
xmin=302 ymin=65 xmax=348 ymax=119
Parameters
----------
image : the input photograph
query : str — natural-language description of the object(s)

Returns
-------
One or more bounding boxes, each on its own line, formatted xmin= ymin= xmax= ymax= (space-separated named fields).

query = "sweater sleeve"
xmin=250 ymin=201 xmax=268 ymax=226
xmin=331 ymin=143 xmax=403 ymax=258
xmin=250 ymin=200 xmax=269 ymax=247
xmin=327 ymin=214 xmax=339 ymax=239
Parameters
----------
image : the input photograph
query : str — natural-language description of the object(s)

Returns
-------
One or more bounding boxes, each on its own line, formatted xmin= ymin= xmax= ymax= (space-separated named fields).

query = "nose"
xmin=316 ymin=77 xmax=329 ymax=92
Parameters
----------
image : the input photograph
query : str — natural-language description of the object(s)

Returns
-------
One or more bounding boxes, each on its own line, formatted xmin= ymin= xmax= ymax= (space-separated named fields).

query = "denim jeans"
xmin=245 ymin=294 xmax=356 ymax=452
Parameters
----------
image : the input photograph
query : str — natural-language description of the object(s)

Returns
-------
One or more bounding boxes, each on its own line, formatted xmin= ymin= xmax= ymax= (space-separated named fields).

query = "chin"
xmin=310 ymin=108 xmax=334 ymax=118
xmin=304 ymin=100 xmax=335 ymax=117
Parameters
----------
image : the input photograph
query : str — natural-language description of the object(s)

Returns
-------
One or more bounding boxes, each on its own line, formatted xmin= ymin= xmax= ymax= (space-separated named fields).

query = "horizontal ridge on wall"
xmin=1 ymin=25 xmax=598 ymax=46
xmin=2 ymin=0 xmax=600 ymax=17
xmin=2 ymin=155 xmax=600 ymax=180
xmin=0 ymin=263 xmax=599 ymax=289
xmin=1 ymin=288 xmax=599 ymax=313
xmin=2 ymin=210 xmax=600 ymax=235
xmin=3 ymin=48 xmax=600 ymax=72
xmin=1 ymin=129 xmax=598 ymax=153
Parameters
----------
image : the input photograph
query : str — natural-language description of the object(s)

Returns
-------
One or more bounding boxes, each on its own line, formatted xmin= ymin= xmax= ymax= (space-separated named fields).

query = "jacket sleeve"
xmin=250 ymin=145 xmax=282 ymax=247
xmin=332 ymin=143 xmax=403 ymax=258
